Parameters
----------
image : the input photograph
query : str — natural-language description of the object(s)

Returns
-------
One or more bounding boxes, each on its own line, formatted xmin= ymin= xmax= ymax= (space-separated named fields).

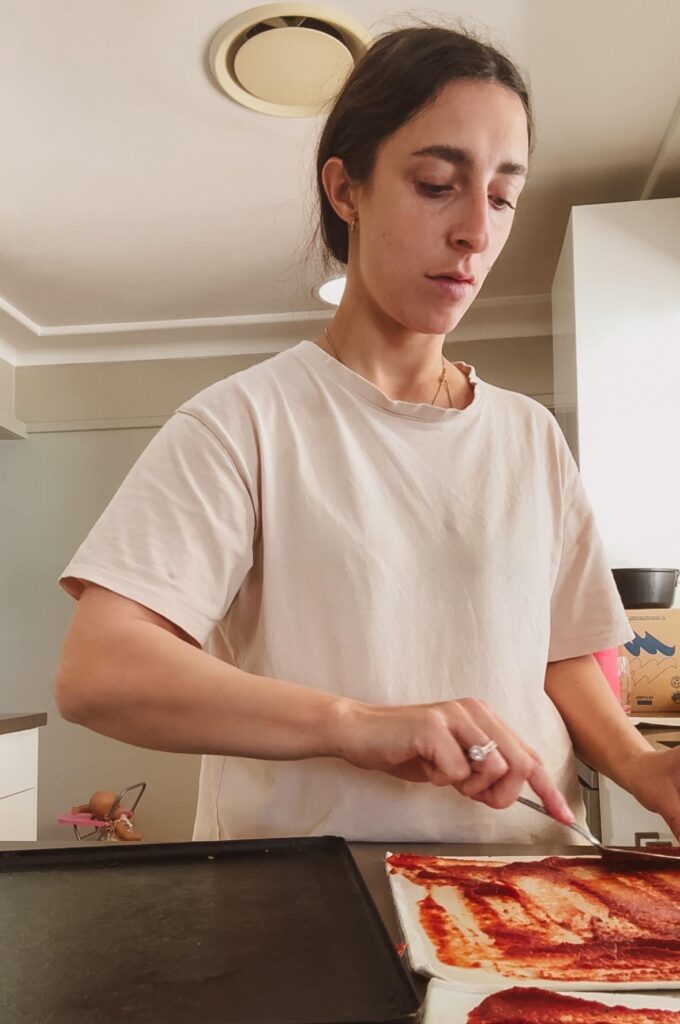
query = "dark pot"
xmin=612 ymin=568 xmax=679 ymax=609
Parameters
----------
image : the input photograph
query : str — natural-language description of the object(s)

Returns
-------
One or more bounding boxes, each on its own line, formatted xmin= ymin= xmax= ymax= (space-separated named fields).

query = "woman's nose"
xmin=447 ymin=192 xmax=490 ymax=254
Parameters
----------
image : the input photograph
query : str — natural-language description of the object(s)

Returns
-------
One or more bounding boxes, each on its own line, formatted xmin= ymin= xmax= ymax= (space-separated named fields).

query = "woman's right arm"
xmin=55 ymin=583 xmax=573 ymax=823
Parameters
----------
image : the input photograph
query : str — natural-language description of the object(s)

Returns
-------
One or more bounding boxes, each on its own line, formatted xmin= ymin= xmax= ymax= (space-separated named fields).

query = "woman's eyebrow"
xmin=411 ymin=144 xmax=527 ymax=178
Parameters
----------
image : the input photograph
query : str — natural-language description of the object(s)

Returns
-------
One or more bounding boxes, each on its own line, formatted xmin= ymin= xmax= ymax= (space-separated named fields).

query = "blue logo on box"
xmin=625 ymin=632 xmax=676 ymax=658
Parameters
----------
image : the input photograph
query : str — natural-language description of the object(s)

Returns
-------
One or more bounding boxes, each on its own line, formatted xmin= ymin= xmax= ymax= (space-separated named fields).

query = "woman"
xmin=55 ymin=25 xmax=680 ymax=843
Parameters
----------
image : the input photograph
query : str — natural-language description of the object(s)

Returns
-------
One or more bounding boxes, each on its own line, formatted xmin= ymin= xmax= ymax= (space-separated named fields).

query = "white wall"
xmin=553 ymin=197 xmax=680 ymax=583
xmin=0 ymin=357 xmax=25 ymax=438
xmin=0 ymin=427 xmax=201 ymax=841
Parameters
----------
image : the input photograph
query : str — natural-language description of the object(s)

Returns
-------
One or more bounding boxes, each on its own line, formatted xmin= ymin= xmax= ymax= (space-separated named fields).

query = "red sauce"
xmin=466 ymin=986 xmax=680 ymax=1022
xmin=387 ymin=853 xmax=680 ymax=982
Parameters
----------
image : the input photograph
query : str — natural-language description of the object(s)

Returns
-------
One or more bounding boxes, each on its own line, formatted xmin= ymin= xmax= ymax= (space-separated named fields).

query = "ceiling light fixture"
xmin=315 ymin=276 xmax=346 ymax=307
xmin=208 ymin=4 xmax=371 ymax=117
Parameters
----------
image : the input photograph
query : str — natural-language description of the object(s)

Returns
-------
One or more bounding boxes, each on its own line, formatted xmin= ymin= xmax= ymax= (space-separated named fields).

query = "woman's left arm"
xmin=545 ymin=654 xmax=680 ymax=840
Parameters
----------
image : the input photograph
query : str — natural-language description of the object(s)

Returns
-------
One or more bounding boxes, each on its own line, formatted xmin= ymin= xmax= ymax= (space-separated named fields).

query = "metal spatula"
xmin=517 ymin=795 xmax=680 ymax=869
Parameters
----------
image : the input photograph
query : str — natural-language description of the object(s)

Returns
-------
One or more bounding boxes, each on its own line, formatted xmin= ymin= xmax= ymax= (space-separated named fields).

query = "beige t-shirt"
xmin=60 ymin=341 xmax=633 ymax=843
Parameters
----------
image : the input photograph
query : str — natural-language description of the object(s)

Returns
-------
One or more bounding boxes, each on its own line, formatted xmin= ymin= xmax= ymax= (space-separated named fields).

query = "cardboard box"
xmin=621 ymin=609 xmax=680 ymax=712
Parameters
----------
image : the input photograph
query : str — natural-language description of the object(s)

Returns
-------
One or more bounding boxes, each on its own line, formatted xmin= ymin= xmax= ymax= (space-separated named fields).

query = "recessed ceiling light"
xmin=315 ymin=276 xmax=346 ymax=306
xmin=208 ymin=4 xmax=371 ymax=117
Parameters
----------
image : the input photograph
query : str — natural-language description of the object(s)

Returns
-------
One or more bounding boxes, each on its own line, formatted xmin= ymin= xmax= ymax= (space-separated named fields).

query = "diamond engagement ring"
xmin=466 ymin=740 xmax=498 ymax=763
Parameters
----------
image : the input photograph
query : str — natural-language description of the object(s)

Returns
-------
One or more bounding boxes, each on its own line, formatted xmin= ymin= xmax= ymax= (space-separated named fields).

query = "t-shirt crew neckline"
xmin=294 ymin=340 xmax=483 ymax=423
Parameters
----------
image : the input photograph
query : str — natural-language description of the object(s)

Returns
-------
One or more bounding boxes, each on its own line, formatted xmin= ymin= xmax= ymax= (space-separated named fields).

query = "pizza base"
xmin=387 ymin=853 xmax=680 ymax=984
xmin=466 ymin=986 xmax=680 ymax=1022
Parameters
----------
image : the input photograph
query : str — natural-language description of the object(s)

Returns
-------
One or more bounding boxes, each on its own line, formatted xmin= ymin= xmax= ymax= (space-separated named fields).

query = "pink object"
xmin=593 ymin=647 xmax=621 ymax=699
xmin=57 ymin=813 xmax=110 ymax=828
xmin=57 ymin=809 xmax=132 ymax=828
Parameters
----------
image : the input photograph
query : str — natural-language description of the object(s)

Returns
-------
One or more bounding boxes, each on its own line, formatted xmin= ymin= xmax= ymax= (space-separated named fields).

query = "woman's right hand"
xmin=332 ymin=697 xmax=574 ymax=825
xmin=57 ymin=586 xmax=571 ymax=827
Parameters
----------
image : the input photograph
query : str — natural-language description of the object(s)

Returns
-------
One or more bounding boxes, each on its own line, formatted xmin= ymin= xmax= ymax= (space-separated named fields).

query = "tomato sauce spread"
xmin=466 ymin=986 xmax=680 ymax=1022
xmin=387 ymin=853 xmax=680 ymax=982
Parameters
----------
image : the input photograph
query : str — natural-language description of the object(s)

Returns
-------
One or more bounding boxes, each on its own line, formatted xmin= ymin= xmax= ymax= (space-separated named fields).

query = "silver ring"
xmin=466 ymin=740 xmax=498 ymax=763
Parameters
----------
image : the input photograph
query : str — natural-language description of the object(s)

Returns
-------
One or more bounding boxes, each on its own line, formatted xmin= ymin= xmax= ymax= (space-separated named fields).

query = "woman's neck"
xmin=314 ymin=305 xmax=473 ymax=409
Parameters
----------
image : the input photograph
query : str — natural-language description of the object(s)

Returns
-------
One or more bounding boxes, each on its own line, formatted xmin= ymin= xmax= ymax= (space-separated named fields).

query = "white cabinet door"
xmin=0 ymin=728 xmax=38 ymax=799
xmin=599 ymin=775 xmax=675 ymax=847
xmin=0 ymin=788 xmax=37 ymax=841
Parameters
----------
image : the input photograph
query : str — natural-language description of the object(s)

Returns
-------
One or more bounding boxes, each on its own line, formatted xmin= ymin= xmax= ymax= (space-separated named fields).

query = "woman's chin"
xmin=373 ymin=287 xmax=475 ymax=337
xmin=398 ymin=290 xmax=477 ymax=336
xmin=399 ymin=310 xmax=468 ymax=337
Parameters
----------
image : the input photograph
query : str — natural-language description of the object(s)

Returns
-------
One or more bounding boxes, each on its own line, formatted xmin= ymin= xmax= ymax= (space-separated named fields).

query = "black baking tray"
xmin=0 ymin=835 xmax=420 ymax=1024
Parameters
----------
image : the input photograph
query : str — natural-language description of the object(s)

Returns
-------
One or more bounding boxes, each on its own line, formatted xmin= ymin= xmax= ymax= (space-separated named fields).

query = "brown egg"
xmin=88 ymin=790 xmax=119 ymax=819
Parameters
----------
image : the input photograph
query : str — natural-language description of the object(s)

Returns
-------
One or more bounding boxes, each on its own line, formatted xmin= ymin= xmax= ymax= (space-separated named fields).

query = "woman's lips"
xmin=426 ymin=275 xmax=475 ymax=300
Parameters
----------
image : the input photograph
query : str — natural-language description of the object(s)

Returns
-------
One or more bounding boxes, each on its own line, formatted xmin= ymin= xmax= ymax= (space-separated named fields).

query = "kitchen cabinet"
xmin=0 ymin=788 xmax=38 ymax=840
xmin=0 ymin=714 xmax=47 ymax=841
xmin=599 ymin=776 xmax=675 ymax=847
xmin=552 ymin=199 xmax=680 ymax=576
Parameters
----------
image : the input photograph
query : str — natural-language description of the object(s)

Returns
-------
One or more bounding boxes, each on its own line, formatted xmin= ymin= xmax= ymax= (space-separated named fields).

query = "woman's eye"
xmin=417 ymin=182 xmax=516 ymax=211
xmin=490 ymin=196 xmax=516 ymax=211
xmin=416 ymin=182 xmax=451 ymax=196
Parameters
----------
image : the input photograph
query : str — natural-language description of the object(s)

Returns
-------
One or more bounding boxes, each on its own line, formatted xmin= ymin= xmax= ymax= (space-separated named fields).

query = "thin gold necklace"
xmin=323 ymin=326 xmax=453 ymax=408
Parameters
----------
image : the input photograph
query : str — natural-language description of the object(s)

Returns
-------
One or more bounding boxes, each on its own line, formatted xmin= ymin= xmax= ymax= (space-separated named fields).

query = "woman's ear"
xmin=321 ymin=156 xmax=358 ymax=230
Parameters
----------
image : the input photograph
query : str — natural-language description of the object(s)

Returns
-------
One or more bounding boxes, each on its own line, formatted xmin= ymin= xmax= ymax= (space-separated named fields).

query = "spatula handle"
xmin=516 ymin=795 xmax=601 ymax=848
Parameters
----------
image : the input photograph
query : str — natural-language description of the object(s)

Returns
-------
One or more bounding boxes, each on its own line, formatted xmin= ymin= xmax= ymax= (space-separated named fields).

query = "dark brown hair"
xmin=316 ymin=25 xmax=533 ymax=266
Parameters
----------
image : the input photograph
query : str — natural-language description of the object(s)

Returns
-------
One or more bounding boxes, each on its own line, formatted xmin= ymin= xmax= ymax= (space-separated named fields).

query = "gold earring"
xmin=350 ymin=217 xmax=358 ymax=233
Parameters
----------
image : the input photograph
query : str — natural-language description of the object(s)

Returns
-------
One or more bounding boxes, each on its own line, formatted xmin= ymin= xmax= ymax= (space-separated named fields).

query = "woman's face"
xmin=350 ymin=78 xmax=529 ymax=335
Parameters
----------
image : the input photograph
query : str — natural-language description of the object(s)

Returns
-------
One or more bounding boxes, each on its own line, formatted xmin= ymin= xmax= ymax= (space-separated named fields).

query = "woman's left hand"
xmin=622 ymin=747 xmax=680 ymax=842
xmin=545 ymin=655 xmax=680 ymax=843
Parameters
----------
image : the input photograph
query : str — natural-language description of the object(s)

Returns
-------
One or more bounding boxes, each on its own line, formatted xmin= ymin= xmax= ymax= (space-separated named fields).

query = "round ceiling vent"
xmin=208 ymin=3 xmax=372 ymax=117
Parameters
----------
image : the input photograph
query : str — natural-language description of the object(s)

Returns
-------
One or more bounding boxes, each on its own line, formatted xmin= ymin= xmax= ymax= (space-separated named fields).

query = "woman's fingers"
xmin=448 ymin=704 xmax=577 ymax=823
xmin=525 ymin=760 xmax=575 ymax=823
xmin=445 ymin=699 xmax=531 ymax=803
xmin=384 ymin=705 xmax=506 ymax=787
xmin=446 ymin=700 xmax=572 ymax=821
xmin=471 ymin=759 xmax=573 ymax=823
xmin=388 ymin=757 xmax=441 ymax=784
xmin=416 ymin=708 xmax=477 ymax=785
xmin=353 ymin=697 xmax=570 ymax=822
xmin=438 ymin=705 xmax=509 ymax=791
xmin=413 ymin=705 xmax=509 ymax=787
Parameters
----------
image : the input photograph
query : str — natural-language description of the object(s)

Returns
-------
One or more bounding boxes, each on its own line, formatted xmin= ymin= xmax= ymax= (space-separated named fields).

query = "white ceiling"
xmin=1 ymin=0 xmax=678 ymax=365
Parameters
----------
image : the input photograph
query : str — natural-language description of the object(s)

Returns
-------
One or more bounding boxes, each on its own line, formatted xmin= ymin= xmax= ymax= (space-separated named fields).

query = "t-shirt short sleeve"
xmin=548 ymin=449 xmax=633 ymax=662
xmin=59 ymin=409 xmax=257 ymax=646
